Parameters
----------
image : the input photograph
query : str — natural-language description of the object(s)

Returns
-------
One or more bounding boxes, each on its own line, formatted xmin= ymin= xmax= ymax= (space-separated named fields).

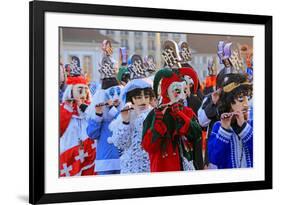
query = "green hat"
xmin=117 ymin=67 xmax=129 ymax=82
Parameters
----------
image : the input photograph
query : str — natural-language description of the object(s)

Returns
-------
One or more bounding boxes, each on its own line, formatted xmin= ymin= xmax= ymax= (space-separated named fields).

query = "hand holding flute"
xmin=221 ymin=109 xmax=250 ymax=129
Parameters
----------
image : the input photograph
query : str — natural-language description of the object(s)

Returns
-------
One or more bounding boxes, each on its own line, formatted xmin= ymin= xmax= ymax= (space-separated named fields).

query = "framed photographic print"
xmin=29 ymin=0 xmax=272 ymax=204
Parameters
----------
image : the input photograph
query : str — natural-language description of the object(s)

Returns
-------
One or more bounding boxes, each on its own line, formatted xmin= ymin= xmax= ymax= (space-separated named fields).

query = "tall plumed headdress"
xmin=66 ymin=56 xmax=83 ymax=77
xmin=143 ymin=55 xmax=157 ymax=74
xmin=98 ymin=40 xmax=119 ymax=89
xmin=217 ymin=41 xmax=232 ymax=64
xmin=207 ymin=58 xmax=217 ymax=76
xmin=217 ymin=41 xmax=245 ymax=73
xmin=101 ymin=39 xmax=113 ymax=56
xmin=162 ymin=40 xmax=182 ymax=68
xmin=178 ymin=41 xmax=192 ymax=64
xmin=119 ymin=47 xmax=128 ymax=66
xmin=127 ymin=54 xmax=147 ymax=79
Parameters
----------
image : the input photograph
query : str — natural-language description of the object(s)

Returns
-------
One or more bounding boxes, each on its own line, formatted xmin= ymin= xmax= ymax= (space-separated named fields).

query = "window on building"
xmin=120 ymin=31 xmax=129 ymax=35
xmin=83 ymin=56 xmax=92 ymax=81
xmin=135 ymin=41 xmax=143 ymax=50
xmin=148 ymin=32 xmax=156 ymax=37
xmin=161 ymin=33 xmax=168 ymax=38
xmin=121 ymin=39 xmax=129 ymax=49
xmin=106 ymin=30 xmax=115 ymax=35
xmin=148 ymin=40 xmax=156 ymax=50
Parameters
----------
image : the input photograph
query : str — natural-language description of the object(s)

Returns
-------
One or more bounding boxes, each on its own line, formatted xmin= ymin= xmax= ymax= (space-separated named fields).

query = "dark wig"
xmin=217 ymin=73 xmax=252 ymax=116
xmin=126 ymin=87 xmax=154 ymax=104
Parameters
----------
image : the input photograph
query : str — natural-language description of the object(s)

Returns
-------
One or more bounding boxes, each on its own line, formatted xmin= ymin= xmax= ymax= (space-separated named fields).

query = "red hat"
xmin=178 ymin=67 xmax=199 ymax=93
xmin=66 ymin=76 xmax=88 ymax=85
xmin=153 ymin=68 xmax=181 ymax=104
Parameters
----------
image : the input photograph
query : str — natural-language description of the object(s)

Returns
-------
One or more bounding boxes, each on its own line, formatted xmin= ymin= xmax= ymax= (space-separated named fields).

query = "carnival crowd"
xmin=59 ymin=39 xmax=253 ymax=176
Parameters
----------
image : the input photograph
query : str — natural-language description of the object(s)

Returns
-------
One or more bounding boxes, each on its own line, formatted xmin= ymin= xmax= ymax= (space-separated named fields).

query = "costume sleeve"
xmin=177 ymin=111 xmax=192 ymax=136
xmin=238 ymin=121 xmax=253 ymax=167
xmin=110 ymin=122 xmax=132 ymax=150
xmin=86 ymin=113 xmax=103 ymax=140
xmin=179 ymin=107 xmax=203 ymax=170
xmin=208 ymin=121 xmax=232 ymax=168
xmin=187 ymin=118 xmax=204 ymax=169
xmin=60 ymin=103 xmax=73 ymax=137
xmin=198 ymin=95 xmax=217 ymax=127
xmin=141 ymin=110 xmax=167 ymax=153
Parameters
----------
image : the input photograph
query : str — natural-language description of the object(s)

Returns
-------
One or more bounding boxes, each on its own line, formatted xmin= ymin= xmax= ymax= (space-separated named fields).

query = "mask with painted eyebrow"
xmin=72 ymin=84 xmax=88 ymax=100
xmin=167 ymin=81 xmax=186 ymax=103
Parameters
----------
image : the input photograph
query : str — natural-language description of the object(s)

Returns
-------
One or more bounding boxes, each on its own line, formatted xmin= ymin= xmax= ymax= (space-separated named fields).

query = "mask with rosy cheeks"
xmin=131 ymin=90 xmax=150 ymax=112
xmin=72 ymin=84 xmax=89 ymax=100
xmin=167 ymin=81 xmax=188 ymax=104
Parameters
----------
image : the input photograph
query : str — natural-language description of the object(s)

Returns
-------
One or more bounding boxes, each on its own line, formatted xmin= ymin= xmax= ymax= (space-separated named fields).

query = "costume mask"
xmin=72 ymin=84 xmax=89 ymax=101
xmin=131 ymin=90 xmax=150 ymax=112
xmin=231 ymin=94 xmax=251 ymax=121
xmin=105 ymin=85 xmax=122 ymax=102
xmin=167 ymin=81 xmax=189 ymax=104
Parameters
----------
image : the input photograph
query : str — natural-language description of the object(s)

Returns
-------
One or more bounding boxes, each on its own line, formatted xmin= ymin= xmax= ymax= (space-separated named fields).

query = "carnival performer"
xmin=107 ymin=54 xmax=155 ymax=174
xmin=141 ymin=65 xmax=203 ymax=172
xmin=116 ymin=47 xmax=130 ymax=86
xmin=197 ymin=41 xmax=246 ymax=167
xmin=59 ymin=56 xmax=96 ymax=177
xmin=178 ymin=41 xmax=204 ymax=112
xmin=203 ymin=58 xmax=217 ymax=96
xmin=86 ymin=40 xmax=121 ymax=175
xmin=208 ymin=73 xmax=253 ymax=168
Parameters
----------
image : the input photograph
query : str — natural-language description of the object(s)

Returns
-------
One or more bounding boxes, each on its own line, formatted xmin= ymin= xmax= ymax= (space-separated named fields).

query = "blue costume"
xmin=208 ymin=120 xmax=253 ymax=169
xmin=86 ymin=86 xmax=122 ymax=175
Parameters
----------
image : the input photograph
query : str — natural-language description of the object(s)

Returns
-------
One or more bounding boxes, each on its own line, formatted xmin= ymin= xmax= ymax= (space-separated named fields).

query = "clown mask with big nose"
xmin=167 ymin=81 xmax=189 ymax=104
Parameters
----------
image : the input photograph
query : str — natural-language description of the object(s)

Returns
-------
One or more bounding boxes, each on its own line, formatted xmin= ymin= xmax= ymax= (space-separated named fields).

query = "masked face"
xmin=167 ymin=81 xmax=188 ymax=103
xmin=72 ymin=84 xmax=89 ymax=101
xmin=105 ymin=85 xmax=121 ymax=102
xmin=131 ymin=90 xmax=150 ymax=112
xmin=223 ymin=58 xmax=231 ymax=68
xmin=231 ymin=93 xmax=251 ymax=120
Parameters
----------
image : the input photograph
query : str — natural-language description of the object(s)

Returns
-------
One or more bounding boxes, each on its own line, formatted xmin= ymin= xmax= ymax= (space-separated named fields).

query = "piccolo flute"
xmin=95 ymin=102 xmax=109 ymax=107
xmin=156 ymin=99 xmax=184 ymax=109
xmin=221 ymin=109 xmax=251 ymax=119
xmin=95 ymin=99 xmax=120 ymax=107
xmin=120 ymin=107 xmax=134 ymax=112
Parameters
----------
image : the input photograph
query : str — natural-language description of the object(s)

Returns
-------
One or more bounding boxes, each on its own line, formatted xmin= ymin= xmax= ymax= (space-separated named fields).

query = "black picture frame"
xmin=29 ymin=0 xmax=272 ymax=204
